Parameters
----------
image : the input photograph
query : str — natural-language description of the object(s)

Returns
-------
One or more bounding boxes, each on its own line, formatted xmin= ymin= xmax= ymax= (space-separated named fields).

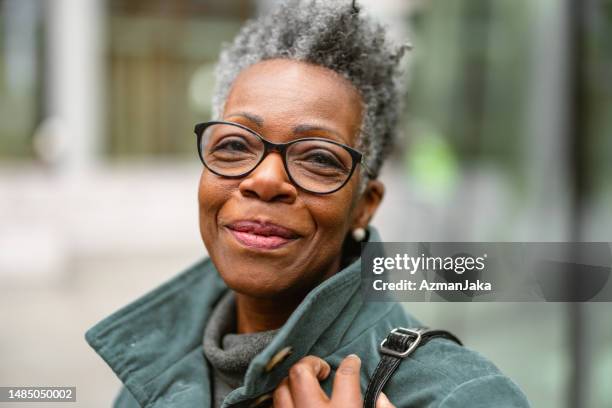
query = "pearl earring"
xmin=352 ymin=227 xmax=366 ymax=242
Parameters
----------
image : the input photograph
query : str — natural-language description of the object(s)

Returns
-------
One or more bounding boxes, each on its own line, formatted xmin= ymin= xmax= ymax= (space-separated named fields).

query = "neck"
xmin=235 ymin=294 xmax=302 ymax=334
xmin=234 ymin=255 xmax=342 ymax=334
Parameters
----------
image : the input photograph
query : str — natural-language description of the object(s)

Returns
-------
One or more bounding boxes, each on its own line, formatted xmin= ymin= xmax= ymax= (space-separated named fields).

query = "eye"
xmin=212 ymin=137 xmax=250 ymax=153
xmin=302 ymin=149 xmax=346 ymax=170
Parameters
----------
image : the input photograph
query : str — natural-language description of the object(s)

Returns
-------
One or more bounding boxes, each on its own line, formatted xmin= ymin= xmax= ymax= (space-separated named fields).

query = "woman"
xmin=86 ymin=1 xmax=530 ymax=407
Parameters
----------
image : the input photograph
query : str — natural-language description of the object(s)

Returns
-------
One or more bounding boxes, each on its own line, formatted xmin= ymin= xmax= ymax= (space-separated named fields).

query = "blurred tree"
xmin=105 ymin=0 xmax=252 ymax=158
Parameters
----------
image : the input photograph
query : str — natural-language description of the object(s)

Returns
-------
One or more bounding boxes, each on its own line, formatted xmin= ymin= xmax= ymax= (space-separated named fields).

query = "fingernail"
xmin=347 ymin=354 xmax=361 ymax=362
xmin=338 ymin=354 xmax=361 ymax=375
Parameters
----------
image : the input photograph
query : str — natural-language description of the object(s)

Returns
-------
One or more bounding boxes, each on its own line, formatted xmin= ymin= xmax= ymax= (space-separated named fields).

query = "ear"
xmin=351 ymin=179 xmax=385 ymax=229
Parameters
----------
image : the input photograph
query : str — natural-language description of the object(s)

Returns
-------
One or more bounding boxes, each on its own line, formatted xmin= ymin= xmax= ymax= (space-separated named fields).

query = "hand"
xmin=272 ymin=354 xmax=395 ymax=408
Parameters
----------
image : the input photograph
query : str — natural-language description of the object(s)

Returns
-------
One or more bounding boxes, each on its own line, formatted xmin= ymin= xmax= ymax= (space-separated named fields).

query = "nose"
xmin=238 ymin=153 xmax=298 ymax=203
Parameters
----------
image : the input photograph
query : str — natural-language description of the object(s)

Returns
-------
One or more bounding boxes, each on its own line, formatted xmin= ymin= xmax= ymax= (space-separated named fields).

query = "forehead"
xmin=223 ymin=59 xmax=363 ymax=145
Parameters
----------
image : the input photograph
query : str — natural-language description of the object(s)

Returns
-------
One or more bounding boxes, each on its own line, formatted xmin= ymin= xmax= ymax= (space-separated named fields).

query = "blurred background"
xmin=0 ymin=0 xmax=611 ymax=407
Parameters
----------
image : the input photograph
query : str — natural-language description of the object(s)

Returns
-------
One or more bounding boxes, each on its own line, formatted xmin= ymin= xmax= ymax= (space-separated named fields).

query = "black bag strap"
xmin=363 ymin=327 xmax=462 ymax=408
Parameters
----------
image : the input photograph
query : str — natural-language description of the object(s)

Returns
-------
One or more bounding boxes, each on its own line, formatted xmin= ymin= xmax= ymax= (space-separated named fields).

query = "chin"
xmin=219 ymin=266 xmax=296 ymax=299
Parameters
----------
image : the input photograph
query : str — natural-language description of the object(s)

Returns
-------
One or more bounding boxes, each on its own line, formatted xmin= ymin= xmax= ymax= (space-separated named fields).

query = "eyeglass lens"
xmin=200 ymin=123 xmax=354 ymax=193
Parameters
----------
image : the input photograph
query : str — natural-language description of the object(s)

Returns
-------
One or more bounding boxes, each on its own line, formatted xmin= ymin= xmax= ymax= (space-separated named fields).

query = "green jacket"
xmin=85 ymin=228 xmax=530 ymax=408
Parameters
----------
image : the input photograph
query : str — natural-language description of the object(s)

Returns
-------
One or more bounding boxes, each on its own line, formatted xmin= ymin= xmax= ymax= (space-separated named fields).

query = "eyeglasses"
xmin=194 ymin=121 xmax=369 ymax=194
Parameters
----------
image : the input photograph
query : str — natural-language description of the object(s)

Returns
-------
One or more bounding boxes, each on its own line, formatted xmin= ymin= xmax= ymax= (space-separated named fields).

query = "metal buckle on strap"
xmin=379 ymin=328 xmax=423 ymax=358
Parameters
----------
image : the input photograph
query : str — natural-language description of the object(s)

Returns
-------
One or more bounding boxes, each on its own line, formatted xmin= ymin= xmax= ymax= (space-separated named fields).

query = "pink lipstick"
xmin=225 ymin=220 xmax=299 ymax=250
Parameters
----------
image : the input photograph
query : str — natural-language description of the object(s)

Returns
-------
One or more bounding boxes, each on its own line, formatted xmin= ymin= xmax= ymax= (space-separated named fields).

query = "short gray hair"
xmin=212 ymin=0 xmax=409 ymax=186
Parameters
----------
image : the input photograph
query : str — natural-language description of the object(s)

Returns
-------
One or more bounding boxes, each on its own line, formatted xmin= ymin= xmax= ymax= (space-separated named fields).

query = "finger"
xmin=289 ymin=355 xmax=331 ymax=381
xmin=273 ymin=378 xmax=295 ymax=408
xmin=287 ymin=356 xmax=331 ymax=408
xmin=330 ymin=354 xmax=363 ymax=406
xmin=376 ymin=392 xmax=396 ymax=408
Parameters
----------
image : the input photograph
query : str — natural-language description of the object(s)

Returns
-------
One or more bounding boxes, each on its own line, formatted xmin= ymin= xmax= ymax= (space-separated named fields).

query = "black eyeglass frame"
xmin=194 ymin=120 xmax=369 ymax=194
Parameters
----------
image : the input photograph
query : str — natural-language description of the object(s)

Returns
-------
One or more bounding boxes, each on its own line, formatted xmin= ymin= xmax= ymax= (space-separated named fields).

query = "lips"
xmin=225 ymin=220 xmax=300 ymax=250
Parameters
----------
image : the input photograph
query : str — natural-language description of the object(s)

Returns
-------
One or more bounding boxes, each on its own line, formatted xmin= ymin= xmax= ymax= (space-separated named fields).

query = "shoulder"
xmin=85 ymin=257 xmax=224 ymax=408
xmin=387 ymin=336 xmax=530 ymax=407
xmin=325 ymin=303 xmax=529 ymax=407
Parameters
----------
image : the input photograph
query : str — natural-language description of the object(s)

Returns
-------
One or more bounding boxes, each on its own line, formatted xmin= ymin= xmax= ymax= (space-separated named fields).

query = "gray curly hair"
xmin=211 ymin=0 xmax=409 ymax=189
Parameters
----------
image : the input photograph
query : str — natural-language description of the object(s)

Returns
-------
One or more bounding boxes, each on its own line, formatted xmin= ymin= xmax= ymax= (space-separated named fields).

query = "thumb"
xmin=330 ymin=354 xmax=363 ymax=406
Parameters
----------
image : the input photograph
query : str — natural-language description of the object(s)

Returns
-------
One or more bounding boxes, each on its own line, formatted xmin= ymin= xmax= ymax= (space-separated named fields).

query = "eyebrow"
xmin=224 ymin=111 xmax=347 ymax=143
xmin=225 ymin=111 xmax=264 ymax=127
xmin=292 ymin=124 xmax=346 ymax=143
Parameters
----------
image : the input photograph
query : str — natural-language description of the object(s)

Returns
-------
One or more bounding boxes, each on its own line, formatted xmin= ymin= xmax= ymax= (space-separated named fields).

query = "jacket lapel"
xmin=85 ymin=258 xmax=226 ymax=407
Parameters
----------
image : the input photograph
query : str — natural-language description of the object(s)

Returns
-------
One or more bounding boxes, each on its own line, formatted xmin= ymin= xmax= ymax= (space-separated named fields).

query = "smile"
xmin=224 ymin=220 xmax=300 ymax=250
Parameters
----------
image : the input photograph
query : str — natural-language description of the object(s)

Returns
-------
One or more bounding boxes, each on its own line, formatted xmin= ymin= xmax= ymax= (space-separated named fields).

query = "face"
xmin=198 ymin=58 xmax=384 ymax=300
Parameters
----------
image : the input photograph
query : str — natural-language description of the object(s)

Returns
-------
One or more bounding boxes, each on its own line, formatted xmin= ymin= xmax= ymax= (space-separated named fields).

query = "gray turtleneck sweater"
xmin=203 ymin=291 xmax=278 ymax=408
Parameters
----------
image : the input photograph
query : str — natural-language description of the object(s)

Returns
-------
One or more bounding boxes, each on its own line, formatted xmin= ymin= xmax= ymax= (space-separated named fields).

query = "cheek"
xmin=307 ymin=184 xmax=358 ymax=244
xmin=198 ymin=171 xmax=232 ymax=244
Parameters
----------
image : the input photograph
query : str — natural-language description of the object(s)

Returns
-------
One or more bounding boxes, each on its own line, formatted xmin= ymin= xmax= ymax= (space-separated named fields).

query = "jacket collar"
xmin=86 ymin=227 xmax=381 ymax=407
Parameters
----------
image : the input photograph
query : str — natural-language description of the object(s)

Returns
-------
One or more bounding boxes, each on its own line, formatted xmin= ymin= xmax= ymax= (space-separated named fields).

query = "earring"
xmin=352 ymin=227 xmax=366 ymax=242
